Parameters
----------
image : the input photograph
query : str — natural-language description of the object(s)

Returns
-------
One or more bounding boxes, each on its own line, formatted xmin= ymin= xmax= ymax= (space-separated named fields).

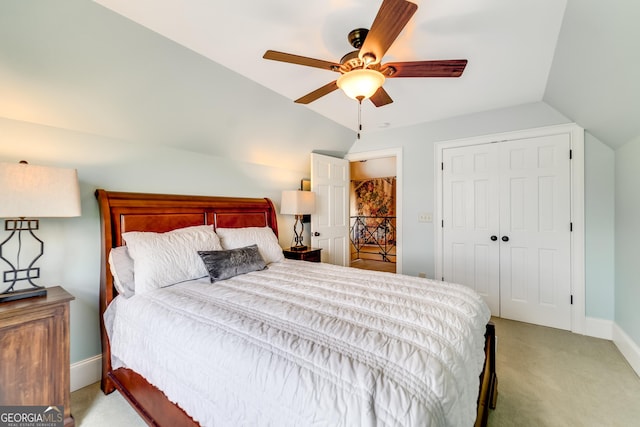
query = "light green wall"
xmin=0 ymin=0 xmax=358 ymax=364
xmin=0 ymin=0 xmax=355 ymax=171
xmin=615 ymin=135 xmax=640 ymax=345
xmin=349 ymin=102 xmax=570 ymax=278
xmin=584 ymin=133 xmax=615 ymax=319
xmin=349 ymin=102 xmax=616 ymax=321
xmin=0 ymin=0 xmax=633 ymax=363
xmin=0 ymin=104 xmax=625 ymax=363
xmin=0 ymin=101 xmax=629 ymax=365
xmin=0 ymin=116 xmax=318 ymax=363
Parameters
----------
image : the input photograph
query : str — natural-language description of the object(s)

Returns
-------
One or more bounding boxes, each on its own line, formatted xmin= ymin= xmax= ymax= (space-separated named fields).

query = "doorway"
xmin=311 ymin=149 xmax=403 ymax=273
xmin=349 ymin=158 xmax=397 ymax=273
xmin=345 ymin=148 xmax=403 ymax=274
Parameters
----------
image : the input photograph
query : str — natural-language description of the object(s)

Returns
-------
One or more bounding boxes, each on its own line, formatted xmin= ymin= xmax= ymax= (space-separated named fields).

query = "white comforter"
xmin=105 ymin=260 xmax=491 ymax=427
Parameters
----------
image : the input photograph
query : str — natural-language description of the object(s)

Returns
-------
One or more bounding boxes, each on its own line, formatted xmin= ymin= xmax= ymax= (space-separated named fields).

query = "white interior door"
xmin=442 ymin=144 xmax=501 ymax=314
xmin=310 ymin=153 xmax=349 ymax=266
xmin=442 ymin=135 xmax=572 ymax=329
xmin=498 ymin=135 xmax=571 ymax=329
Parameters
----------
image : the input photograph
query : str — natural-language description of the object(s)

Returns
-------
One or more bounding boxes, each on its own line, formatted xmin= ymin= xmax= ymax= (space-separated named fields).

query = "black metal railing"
xmin=350 ymin=216 xmax=396 ymax=262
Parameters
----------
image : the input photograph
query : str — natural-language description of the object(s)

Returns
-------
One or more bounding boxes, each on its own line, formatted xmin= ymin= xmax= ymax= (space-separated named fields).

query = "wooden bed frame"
xmin=95 ymin=189 xmax=497 ymax=427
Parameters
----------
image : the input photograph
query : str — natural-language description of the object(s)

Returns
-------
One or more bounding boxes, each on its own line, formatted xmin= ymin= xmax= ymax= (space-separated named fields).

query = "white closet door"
xmin=442 ymin=144 xmax=501 ymax=314
xmin=498 ymin=134 xmax=571 ymax=329
xmin=310 ymin=153 xmax=350 ymax=266
xmin=442 ymin=134 xmax=572 ymax=329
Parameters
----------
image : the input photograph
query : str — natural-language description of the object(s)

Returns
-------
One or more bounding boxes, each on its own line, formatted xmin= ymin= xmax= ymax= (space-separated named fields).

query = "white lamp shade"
xmin=0 ymin=162 xmax=81 ymax=218
xmin=337 ymin=69 xmax=385 ymax=100
xmin=281 ymin=190 xmax=315 ymax=215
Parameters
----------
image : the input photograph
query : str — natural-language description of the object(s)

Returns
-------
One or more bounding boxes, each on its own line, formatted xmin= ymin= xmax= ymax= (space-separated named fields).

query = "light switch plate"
xmin=418 ymin=212 xmax=433 ymax=223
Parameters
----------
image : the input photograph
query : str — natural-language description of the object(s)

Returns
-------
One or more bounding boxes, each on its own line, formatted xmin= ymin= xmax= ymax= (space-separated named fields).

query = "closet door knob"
xmin=501 ymin=236 xmax=509 ymax=242
xmin=490 ymin=235 xmax=498 ymax=241
xmin=313 ymin=232 xmax=321 ymax=236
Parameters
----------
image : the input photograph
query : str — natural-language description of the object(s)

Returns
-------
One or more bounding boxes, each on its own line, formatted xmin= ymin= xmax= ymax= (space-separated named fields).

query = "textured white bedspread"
xmin=105 ymin=260 xmax=491 ymax=426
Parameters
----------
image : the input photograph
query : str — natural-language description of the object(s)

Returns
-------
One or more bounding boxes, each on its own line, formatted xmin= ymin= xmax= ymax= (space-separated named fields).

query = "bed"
xmin=95 ymin=189 xmax=497 ymax=426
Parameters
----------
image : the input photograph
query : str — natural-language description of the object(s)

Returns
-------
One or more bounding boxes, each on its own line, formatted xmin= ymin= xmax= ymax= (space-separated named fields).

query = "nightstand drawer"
xmin=282 ymin=247 xmax=322 ymax=262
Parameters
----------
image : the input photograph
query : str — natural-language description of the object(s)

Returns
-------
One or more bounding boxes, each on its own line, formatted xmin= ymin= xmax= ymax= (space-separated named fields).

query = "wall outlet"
xmin=418 ymin=212 xmax=433 ymax=223
xmin=418 ymin=272 xmax=427 ymax=278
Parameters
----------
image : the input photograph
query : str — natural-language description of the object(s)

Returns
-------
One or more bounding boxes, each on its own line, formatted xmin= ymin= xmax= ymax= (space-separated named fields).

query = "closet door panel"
xmin=442 ymin=145 xmax=500 ymax=314
xmin=499 ymin=134 xmax=571 ymax=329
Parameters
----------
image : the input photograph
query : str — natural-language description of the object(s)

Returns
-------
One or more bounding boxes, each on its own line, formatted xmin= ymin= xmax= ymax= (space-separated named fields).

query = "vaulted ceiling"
xmin=1 ymin=0 xmax=638 ymax=155
xmin=94 ymin=0 xmax=567 ymax=135
xmin=544 ymin=0 xmax=640 ymax=148
xmin=93 ymin=0 xmax=640 ymax=149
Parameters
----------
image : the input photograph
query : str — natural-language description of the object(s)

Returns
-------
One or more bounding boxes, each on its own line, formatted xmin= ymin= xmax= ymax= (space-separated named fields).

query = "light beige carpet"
xmin=488 ymin=317 xmax=640 ymax=427
xmin=70 ymin=381 xmax=143 ymax=426
xmin=71 ymin=317 xmax=640 ymax=426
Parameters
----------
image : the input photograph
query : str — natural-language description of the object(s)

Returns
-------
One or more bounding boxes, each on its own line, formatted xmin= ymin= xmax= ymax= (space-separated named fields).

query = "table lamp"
xmin=0 ymin=161 xmax=81 ymax=302
xmin=281 ymin=190 xmax=315 ymax=251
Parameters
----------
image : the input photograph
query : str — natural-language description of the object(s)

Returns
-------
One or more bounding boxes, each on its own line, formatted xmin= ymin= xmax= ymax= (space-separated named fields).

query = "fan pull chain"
xmin=357 ymin=97 xmax=363 ymax=139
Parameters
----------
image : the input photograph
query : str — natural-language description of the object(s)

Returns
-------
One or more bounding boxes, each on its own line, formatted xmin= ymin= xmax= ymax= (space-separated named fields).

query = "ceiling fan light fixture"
xmin=337 ymin=69 xmax=385 ymax=101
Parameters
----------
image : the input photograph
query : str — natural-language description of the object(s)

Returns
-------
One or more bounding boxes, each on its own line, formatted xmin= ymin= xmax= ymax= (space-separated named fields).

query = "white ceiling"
xmin=94 ymin=0 xmax=567 ymax=134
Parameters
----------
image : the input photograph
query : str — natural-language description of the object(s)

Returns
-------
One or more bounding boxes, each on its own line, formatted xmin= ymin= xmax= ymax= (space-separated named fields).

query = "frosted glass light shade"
xmin=281 ymin=190 xmax=315 ymax=215
xmin=0 ymin=162 xmax=81 ymax=218
xmin=337 ymin=69 xmax=385 ymax=100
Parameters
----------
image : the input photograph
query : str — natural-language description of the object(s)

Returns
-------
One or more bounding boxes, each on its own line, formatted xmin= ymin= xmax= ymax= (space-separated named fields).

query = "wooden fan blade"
xmin=359 ymin=0 xmax=418 ymax=65
xmin=263 ymin=50 xmax=340 ymax=72
xmin=383 ymin=60 xmax=468 ymax=78
xmin=369 ymin=87 xmax=393 ymax=107
xmin=295 ymin=81 xmax=339 ymax=104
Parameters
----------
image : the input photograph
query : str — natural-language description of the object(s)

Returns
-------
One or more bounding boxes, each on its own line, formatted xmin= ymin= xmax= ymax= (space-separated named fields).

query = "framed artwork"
xmin=300 ymin=179 xmax=311 ymax=223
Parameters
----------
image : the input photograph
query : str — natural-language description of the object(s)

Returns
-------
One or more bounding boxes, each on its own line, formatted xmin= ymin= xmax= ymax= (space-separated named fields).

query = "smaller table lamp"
xmin=281 ymin=190 xmax=315 ymax=251
xmin=0 ymin=161 xmax=81 ymax=302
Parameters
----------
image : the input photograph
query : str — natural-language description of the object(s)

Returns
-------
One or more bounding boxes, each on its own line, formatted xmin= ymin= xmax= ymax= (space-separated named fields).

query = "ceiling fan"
xmin=263 ymin=0 xmax=468 ymax=107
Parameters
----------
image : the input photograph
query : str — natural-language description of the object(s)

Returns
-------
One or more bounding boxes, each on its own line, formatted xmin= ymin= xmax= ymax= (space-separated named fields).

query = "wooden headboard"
xmin=94 ymin=189 xmax=278 ymax=393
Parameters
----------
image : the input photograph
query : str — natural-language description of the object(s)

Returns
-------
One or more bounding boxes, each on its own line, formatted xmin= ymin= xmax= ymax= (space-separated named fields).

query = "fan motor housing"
xmin=339 ymin=50 xmax=384 ymax=75
xmin=348 ymin=28 xmax=369 ymax=49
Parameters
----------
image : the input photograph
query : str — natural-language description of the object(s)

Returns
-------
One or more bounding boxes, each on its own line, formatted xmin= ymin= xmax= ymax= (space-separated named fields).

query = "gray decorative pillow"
xmin=198 ymin=244 xmax=267 ymax=283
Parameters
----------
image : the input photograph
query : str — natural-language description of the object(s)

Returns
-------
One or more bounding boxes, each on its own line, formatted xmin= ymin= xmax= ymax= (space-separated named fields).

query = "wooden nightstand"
xmin=282 ymin=247 xmax=322 ymax=263
xmin=0 ymin=286 xmax=75 ymax=427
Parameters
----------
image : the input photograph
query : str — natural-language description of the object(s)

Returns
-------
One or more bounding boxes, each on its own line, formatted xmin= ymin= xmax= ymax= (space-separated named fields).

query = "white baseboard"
xmin=613 ymin=323 xmax=640 ymax=378
xmin=584 ymin=316 xmax=613 ymax=340
xmin=70 ymin=355 xmax=102 ymax=392
xmin=582 ymin=318 xmax=639 ymax=377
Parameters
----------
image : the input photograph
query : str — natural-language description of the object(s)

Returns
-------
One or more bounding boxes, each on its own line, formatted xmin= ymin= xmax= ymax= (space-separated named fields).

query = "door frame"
xmin=434 ymin=124 xmax=585 ymax=333
xmin=345 ymin=148 xmax=403 ymax=274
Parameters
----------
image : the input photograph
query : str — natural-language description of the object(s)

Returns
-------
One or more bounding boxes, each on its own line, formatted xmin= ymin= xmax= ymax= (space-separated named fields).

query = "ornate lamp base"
xmin=0 ymin=218 xmax=46 ymax=303
xmin=290 ymin=215 xmax=308 ymax=252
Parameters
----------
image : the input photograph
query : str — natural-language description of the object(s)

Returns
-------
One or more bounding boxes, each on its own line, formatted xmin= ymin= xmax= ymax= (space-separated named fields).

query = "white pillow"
xmin=216 ymin=227 xmax=284 ymax=264
xmin=108 ymin=246 xmax=135 ymax=298
xmin=122 ymin=225 xmax=223 ymax=294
